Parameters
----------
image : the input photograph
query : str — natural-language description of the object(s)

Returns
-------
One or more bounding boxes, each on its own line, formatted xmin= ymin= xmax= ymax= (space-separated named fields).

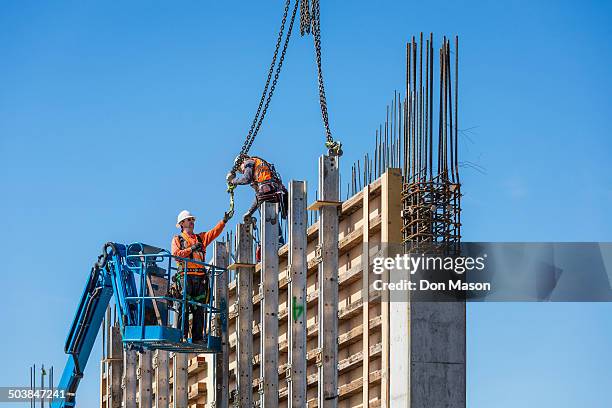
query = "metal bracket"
xmin=258 ymin=377 xmax=265 ymax=395
xmin=314 ymin=348 xmax=323 ymax=367
xmin=284 ymin=268 xmax=292 ymax=283
xmin=285 ymin=363 xmax=292 ymax=382
xmin=315 ymin=244 xmax=323 ymax=264
xmin=231 ymin=389 xmax=240 ymax=407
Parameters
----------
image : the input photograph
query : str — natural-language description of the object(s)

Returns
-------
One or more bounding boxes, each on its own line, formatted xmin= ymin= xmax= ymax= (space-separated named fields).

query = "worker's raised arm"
xmin=230 ymin=161 xmax=254 ymax=185
xmin=171 ymin=235 xmax=193 ymax=258
xmin=199 ymin=219 xmax=226 ymax=248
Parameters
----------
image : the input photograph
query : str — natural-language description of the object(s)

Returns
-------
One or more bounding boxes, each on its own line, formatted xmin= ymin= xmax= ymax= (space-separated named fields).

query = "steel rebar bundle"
xmin=345 ymin=34 xmax=461 ymax=253
xmin=402 ymin=34 xmax=461 ymax=254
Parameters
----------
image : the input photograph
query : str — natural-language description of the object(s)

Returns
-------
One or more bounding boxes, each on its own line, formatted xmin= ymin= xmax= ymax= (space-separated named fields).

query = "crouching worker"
xmin=228 ymin=154 xmax=288 ymax=223
xmin=171 ymin=209 xmax=231 ymax=343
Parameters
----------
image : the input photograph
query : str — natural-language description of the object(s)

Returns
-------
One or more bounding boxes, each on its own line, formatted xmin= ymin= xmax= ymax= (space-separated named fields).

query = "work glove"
xmin=223 ymin=210 xmax=234 ymax=223
xmin=226 ymin=171 xmax=235 ymax=184
xmin=190 ymin=242 xmax=203 ymax=252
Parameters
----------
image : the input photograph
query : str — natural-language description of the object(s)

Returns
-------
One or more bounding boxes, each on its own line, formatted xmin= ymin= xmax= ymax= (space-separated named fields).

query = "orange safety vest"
xmin=253 ymin=157 xmax=274 ymax=184
xmin=175 ymin=234 xmax=208 ymax=277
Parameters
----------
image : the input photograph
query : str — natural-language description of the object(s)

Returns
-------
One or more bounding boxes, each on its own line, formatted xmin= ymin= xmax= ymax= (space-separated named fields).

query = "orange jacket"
xmin=253 ymin=157 xmax=274 ymax=183
xmin=171 ymin=219 xmax=226 ymax=275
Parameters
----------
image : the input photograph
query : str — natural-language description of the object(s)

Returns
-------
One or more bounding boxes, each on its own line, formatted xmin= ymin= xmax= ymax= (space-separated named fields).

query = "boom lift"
xmin=52 ymin=242 xmax=227 ymax=408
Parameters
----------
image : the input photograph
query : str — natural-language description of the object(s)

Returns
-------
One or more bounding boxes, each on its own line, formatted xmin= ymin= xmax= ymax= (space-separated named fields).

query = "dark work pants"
xmin=246 ymin=182 xmax=287 ymax=245
xmin=245 ymin=182 xmax=287 ymax=218
xmin=176 ymin=275 xmax=209 ymax=342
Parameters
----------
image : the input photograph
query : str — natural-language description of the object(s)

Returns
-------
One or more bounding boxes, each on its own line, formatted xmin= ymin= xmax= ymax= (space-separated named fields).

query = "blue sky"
xmin=1 ymin=0 xmax=611 ymax=406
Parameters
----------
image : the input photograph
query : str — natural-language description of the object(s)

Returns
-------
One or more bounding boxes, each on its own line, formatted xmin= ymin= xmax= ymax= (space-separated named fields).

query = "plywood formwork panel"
xmin=225 ymin=172 xmax=392 ymax=407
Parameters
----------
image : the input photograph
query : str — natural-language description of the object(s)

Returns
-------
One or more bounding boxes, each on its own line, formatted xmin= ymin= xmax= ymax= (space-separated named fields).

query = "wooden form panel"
xmin=217 ymin=173 xmax=392 ymax=407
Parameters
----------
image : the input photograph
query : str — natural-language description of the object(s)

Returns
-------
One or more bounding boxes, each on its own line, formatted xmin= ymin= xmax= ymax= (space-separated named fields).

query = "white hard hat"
xmin=176 ymin=210 xmax=196 ymax=228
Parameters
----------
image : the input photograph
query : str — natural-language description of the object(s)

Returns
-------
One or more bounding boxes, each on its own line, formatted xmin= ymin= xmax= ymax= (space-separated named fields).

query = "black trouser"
xmin=246 ymin=182 xmax=287 ymax=245
xmin=176 ymin=274 xmax=209 ymax=342
xmin=246 ymin=182 xmax=287 ymax=218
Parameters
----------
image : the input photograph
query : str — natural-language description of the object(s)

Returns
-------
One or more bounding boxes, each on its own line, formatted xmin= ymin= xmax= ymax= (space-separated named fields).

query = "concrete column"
xmin=260 ymin=202 xmax=280 ymax=407
xmin=108 ymin=324 xmax=122 ymax=408
xmin=236 ymin=223 xmax=254 ymax=407
xmin=383 ymin=169 xmax=466 ymax=408
xmin=172 ymin=352 xmax=188 ymax=408
xmin=390 ymin=291 xmax=410 ymax=407
xmin=317 ymin=154 xmax=340 ymax=407
xmin=138 ymin=351 xmax=153 ymax=408
xmin=123 ymin=349 xmax=138 ymax=408
xmin=288 ymin=181 xmax=307 ymax=408
xmin=213 ymin=241 xmax=230 ymax=408
xmin=407 ymin=302 xmax=466 ymax=408
xmin=153 ymin=350 xmax=169 ymax=408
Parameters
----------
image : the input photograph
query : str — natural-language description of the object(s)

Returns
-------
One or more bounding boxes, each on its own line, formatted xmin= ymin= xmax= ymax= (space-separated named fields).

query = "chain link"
xmin=249 ymin=0 xmax=299 ymax=153
xmin=233 ymin=0 xmax=340 ymax=178
xmin=233 ymin=0 xmax=298 ymax=173
xmin=300 ymin=0 xmax=311 ymax=35
xmin=301 ymin=0 xmax=342 ymax=156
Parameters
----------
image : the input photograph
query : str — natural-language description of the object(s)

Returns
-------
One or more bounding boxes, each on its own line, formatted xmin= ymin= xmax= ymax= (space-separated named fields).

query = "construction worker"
xmin=227 ymin=154 xmax=288 ymax=223
xmin=171 ymin=209 xmax=231 ymax=343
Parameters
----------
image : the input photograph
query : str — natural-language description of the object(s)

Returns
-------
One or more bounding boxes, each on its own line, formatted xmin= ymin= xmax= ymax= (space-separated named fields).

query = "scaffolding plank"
xmin=288 ymin=180 xmax=307 ymax=408
xmin=227 ymin=262 xmax=256 ymax=270
xmin=317 ymin=154 xmax=340 ymax=407
xmin=306 ymin=200 xmax=342 ymax=211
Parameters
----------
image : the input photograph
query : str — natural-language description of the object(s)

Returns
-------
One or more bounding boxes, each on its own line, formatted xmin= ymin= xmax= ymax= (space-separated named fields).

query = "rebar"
xmin=343 ymin=34 xmax=461 ymax=254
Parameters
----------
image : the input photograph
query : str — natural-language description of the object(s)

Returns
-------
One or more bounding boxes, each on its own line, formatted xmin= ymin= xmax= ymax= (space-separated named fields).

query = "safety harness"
xmin=175 ymin=234 xmax=208 ymax=276
xmin=251 ymin=156 xmax=288 ymax=219
xmin=251 ymin=156 xmax=282 ymax=185
xmin=172 ymin=234 xmax=210 ymax=304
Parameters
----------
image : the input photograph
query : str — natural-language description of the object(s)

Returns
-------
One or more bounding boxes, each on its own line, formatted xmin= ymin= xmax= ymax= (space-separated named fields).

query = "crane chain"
xmin=301 ymin=0 xmax=342 ymax=156
xmin=233 ymin=0 xmax=299 ymax=174
xmin=227 ymin=0 xmax=340 ymax=221
xmin=300 ymin=0 xmax=311 ymax=35
xmin=248 ymin=0 xmax=299 ymax=154
xmin=227 ymin=0 xmax=299 ymax=219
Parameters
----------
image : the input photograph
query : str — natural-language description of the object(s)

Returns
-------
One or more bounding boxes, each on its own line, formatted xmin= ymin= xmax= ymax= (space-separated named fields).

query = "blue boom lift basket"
xmin=55 ymin=242 xmax=228 ymax=407
xmin=112 ymin=242 xmax=226 ymax=353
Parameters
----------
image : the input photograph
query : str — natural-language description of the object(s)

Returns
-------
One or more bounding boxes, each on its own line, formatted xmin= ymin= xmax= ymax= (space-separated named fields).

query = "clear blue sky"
xmin=1 ymin=1 xmax=611 ymax=406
